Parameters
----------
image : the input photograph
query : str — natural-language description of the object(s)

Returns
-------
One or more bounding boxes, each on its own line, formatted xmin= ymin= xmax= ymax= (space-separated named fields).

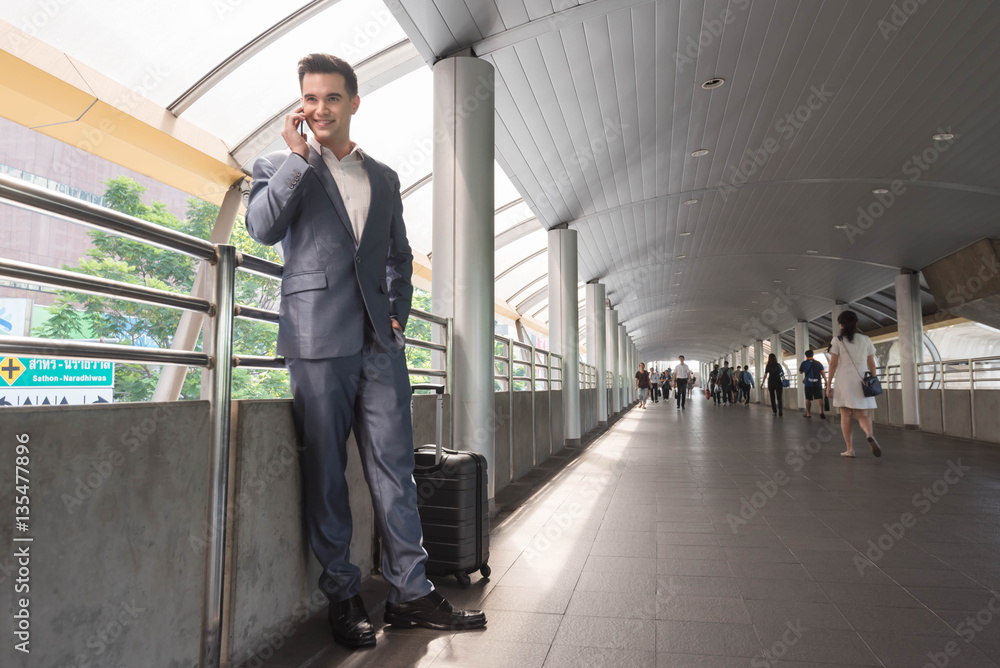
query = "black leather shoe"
xmin=328 ymin=594 xmax=376 ymax=648
xmin=384 ymin=591 xmax=486 ymax=631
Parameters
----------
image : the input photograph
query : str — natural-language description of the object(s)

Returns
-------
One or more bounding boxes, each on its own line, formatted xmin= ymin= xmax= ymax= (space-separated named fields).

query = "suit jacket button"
xmin=355 ymin=256 xmax=361 ymax=264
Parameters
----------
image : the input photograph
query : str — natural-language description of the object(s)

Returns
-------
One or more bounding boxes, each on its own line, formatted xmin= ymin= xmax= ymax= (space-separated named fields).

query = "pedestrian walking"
xmin=719 ymin=361 xmax=734 ymax=406
xmin=799 ymin=350 xmax=828 ymax=419
xmin=635 ymin=362 xmax=651 ymax=409
xmin=762 ymin=353 xmax=785 ymax=417
xmin=827 ymin=310 xmax=882 ymax=458
xmin=673 ymin=356 xmax=692 ymax=410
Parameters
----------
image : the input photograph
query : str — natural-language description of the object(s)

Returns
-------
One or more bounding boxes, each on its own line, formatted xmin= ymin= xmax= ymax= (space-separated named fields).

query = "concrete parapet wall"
xmin=493 ymin=391 xmax=512 ymax=493
xmin=919 ymin=389 xmax=943 ymax=433
xmin=224 ymin=399 xmax=374 ymax=666
xmin=534 ymin=391 xmax=551 ymax=464
xmin=550 ymin=389 xmax=564 ymax=452
xmin=511 ymin=391 xmax=534 ymax=479
xmin=412 ymin=393 xmax=451 ymax=450
xmin=0 ymin=402 xmax=210 ymax=668
xmin=974 ymin=392 xmax=1000 ymax=443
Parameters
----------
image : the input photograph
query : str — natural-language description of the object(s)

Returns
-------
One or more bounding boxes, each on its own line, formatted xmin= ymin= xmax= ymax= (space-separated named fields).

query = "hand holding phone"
xmin=283 ymin=107 xmax=309 ymax=159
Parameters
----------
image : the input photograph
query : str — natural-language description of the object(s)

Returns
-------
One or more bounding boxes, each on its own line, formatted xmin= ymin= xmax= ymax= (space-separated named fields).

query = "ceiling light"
xmin=806 ymin=249 xmax=819 ymax=254
xmin=773 ymin=280 xmax=782 ymax=283
xmin=691 ymin=149 xmax=710 ymax=157
xmin=674 ymin=271 xmax=682 ymax=275
xmin=673 ymin=283 xmax=680 ymax=286
xmin=761 ymin=291 xmax=769 ymax=295
xmin=751 ymin=300 xmax=758 ymax=304
xmin=834 ymin=224 xmax=848 ymax=229
xmin=933 ymin=132 xmax=955 ymax=141
xmin=872 ymin=188 xmax=889 ymax=195
xmin=702 ymin=77 xmax=726 ymax=90
xmin=683 ymin=198 xmax=699 ymax=205
xmin=787 ymin=267 xmax=797 ymax=271
xmin=676 ymin=255 xmax=687 ymax=259
xmin=679 ymin=232 xmax=692 ymax=237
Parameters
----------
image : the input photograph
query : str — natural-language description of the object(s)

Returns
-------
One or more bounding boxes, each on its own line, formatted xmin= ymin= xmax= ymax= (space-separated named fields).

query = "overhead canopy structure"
xmin=3 ymin=0 xmax=999 ymax=360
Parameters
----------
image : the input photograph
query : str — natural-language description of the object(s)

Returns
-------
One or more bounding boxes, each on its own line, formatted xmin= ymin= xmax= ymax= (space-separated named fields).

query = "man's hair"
xmin=805 ymin=350 xmax=814 ymax=358
xmin=297 ymin=53 xmax=358 ymax=97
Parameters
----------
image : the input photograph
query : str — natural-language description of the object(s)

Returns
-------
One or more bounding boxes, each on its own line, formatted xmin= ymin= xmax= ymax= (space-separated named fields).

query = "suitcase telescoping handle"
xmin=411 ymin=384 xmax=445 ymax=464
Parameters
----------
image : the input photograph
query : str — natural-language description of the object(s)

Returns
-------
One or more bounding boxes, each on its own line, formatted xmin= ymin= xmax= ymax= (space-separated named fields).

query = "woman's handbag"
xmin=838 ymin=337 xmax=883 ymax=397
xmin=862 ymin=372 xmax=883 ymax=397
xmin=780 ymin=368 xmax=790 ymax=388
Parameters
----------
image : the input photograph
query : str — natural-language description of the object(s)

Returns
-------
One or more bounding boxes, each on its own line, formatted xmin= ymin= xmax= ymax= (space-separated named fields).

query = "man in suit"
xmin=245 ymin=53 xmax=486 ymax=649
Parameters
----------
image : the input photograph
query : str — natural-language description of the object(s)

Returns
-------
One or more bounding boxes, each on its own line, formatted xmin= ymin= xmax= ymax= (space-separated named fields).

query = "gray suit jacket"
xmin=245 ymin=148 xmax=413 ymax=359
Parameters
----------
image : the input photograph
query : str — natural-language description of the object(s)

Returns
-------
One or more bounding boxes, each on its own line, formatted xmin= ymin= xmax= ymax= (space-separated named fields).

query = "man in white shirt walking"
xmin=673 ymin=356 xmax=693 ymax=410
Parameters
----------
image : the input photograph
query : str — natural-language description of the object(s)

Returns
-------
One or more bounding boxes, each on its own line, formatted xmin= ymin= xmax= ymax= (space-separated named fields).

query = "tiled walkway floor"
xmin=264 ymin=397 xmax=1000 ymax=667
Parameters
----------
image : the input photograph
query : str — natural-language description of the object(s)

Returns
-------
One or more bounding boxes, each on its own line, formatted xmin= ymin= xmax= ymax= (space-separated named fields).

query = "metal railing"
xmin=492 ymin=334 xmax=565 ymax=480
xmin=916 ymin=356 xmax=1000 ymax=390
xmin=0 ymin=173 xmax=453 ymax=667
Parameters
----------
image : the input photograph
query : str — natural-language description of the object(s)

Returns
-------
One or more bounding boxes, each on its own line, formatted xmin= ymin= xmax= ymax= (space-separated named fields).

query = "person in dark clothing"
xmin=740 ymin=366 xmax=755 ymax=405
xmin=635 ymin=362 xmax=651 ymax=409
xmin=719 ymin=361 xmax=733 ymax=406
xmin=709 ymin=364 xmax=720 ymax=405
xmin=762 ymin=353 xmax=785 ymax=416
xmin=650 ymin=367 xmax=659 ymax=403
xmin=799 ymin=350 xmax=827 ymax=419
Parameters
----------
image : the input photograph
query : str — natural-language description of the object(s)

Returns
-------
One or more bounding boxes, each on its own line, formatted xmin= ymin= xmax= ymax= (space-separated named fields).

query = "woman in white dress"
xmin=826 ymin=310 xmax=882 ymax=458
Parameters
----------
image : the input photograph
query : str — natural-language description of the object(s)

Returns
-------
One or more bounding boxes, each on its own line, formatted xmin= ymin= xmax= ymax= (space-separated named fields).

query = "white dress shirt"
xmin=673 ymin=363 xmax=692 ymax=382
xmin=308 ymin=134 xmax=371 ymax=243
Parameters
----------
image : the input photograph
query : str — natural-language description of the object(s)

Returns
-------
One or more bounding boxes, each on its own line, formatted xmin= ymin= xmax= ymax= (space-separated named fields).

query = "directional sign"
xmin=0 ymin=357 xmax=115 ymax=407
xmin=0 ymin=358 xmax=114 ymax=388
xmin=0 ymin=388 xmax=114 ymax=406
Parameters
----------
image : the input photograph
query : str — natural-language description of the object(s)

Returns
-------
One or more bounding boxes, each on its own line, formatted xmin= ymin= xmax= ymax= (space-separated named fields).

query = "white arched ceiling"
xmin=389 ymin=0 xmax=1000 ymax=361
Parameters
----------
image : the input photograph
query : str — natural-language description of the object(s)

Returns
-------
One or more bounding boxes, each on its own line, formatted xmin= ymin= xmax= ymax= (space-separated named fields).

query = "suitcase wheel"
xmin=480 ymin=563 xmax=491 ymax=579
xmin=455 ymin=572 xmax=471 ymax=588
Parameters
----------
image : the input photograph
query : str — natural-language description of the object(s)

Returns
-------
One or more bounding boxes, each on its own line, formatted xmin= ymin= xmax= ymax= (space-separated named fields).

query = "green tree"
xmin=34 ymin=176 xmax=288 ymax=402
xmin=405 ymin=288 xmax=433 ymax=386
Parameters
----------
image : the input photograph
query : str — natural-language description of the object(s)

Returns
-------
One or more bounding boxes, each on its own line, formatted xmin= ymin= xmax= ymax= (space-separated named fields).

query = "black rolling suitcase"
xmin=411 ymin=384 xmax=490 ymax=587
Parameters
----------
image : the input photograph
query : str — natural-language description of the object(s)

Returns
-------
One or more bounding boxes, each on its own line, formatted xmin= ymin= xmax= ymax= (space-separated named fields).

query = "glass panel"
xmin=400 ymin=178 xmax=432 ymax=255
xmin=183 ymin=0 xmax=406 ymax=144
xmin=495 ymin=200 xmax=535 ymax=235
xmin=496 ymin=228 xmax=545 ymax=276
xmin=510 ymin=275 xmax=546 ymax=308
xmin=351 ymin=67 xmax=433 ymax=190
xmin=495 ymin=164 xmax=521 ymax=208
xmin=496 ymin=253 xmax=547 ymax=303
xmin=0 ymin=1 xmax=311 ymax=107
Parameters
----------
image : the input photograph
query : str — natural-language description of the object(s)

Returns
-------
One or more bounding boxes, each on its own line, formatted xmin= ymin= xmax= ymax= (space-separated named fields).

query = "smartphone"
xmin=297 ymin=119 xmax=306 ymax=136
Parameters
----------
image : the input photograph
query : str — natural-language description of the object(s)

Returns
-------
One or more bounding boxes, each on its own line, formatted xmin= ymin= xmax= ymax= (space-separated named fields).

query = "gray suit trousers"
xmin=287 ymin=326 xmax=433 ymax=604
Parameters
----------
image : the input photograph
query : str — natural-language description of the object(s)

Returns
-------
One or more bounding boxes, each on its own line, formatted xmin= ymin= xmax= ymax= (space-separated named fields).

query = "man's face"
xmin=301 ymin=72 xmax=360 ymax=145
xmin=679 ymin=357 xmax=684 ymax=363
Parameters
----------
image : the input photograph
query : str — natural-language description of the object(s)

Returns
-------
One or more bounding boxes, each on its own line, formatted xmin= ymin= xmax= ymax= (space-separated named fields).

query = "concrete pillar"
xmin=618 ymin=324 xmax=628 ymax=407
xmin=896 ymin=270 xmax=922 ymax=428
xmin=795 ymin=320 xmax=809 ymax=408
xmin=770 ymin=332 xmax=782 ymax=363
xmin=587 ymin=283 xmax=608 ymax=427
xmin=831 ymin=301 xmax=846 ymax=340
xmin=629 ymin=337 xmax=636 ymax=404
xmin=549 ymin=228 xmax=581 ymax=445
xmin=754 ymin=340 xmax=764 ymax=404
xmin=607 ymin=309 xmax=620 ymax=415
xmin=431 ymin=56 xmax=496 ymax=502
